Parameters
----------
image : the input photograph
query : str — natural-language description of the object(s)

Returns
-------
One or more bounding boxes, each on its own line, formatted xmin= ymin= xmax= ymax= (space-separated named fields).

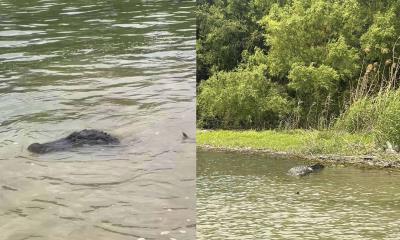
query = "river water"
xmin=0 ymin=0 xmax=195 ymax=239
xmin=197 ymin=150 xmax=400 ymax=240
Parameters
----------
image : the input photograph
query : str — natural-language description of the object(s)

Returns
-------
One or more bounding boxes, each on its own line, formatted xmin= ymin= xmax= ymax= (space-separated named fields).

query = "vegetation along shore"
xmin=196 ymin=0 xmax=400 ymax=168
xmin=197 ymin=129 xmax=400 ymax=168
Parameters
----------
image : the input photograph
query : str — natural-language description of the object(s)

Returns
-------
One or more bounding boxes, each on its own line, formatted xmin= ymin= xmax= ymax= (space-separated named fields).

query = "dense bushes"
xmin=360 ymin=2 xmax=400 ymax=61
xmin=374 ymin=91 xmax=400 ymax=147
xmin=196 ymin=0 xmax=270 ymax=82
xmin=334 ymin=98 xmax=377 ymax=133
xmin=288 ymin=64 xmax=340 ymax=128
xmin=335 ymin=90 xmax=400 ymax=147
xmin=196 ymin=4 xmax=248 ymax=81
xmin=197 ymin=65 xmax=290 ymax=129
xmin=197 ymin=0 xmax=400 ymax=133
xmin=260 ymin=1 xmax=362 ymax=78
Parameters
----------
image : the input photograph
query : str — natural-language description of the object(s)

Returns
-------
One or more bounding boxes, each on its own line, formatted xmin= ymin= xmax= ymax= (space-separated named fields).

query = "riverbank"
xmin=197 ymin=129 xmax=400 ymax=168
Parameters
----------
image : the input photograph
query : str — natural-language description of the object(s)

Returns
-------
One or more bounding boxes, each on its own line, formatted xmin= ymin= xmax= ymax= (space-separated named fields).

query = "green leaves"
xmin=260 ymin=0 xmax=362 ymax=78
xmin=287 ymin=64 xmax=339 ymax=127
xmin=360 ymin=3 xmax=400 ymax=60
xmin=336 ymin=90 xmax=400 ymax=147
xmin=325 ymin=37 xmax=360 ymax=79
xmin=288 ymin=64 xmax=339 ymax=93
xmin=196 ymin=4 xmax=247 ymax=81
xmin=196 ymin=0 xmax=400 ymax=130
xmin=196 ymin=0 xmax=271 ymax=81
xmin=197 ymin=66 xmax=290 ymax=129
xmin=374 ymin=91 xmax=400 ymax=147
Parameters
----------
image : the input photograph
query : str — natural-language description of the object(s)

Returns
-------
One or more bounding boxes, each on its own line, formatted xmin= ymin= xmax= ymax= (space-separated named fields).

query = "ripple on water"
xmin=197 ymin=151 xmax=400 ymax=240
xmin=0 ymin=0 xmax=195 ymax=239
xmin=0 ymin=52 xmax=57 ymax=62
xmin=0 ymin=30 xmax=46 ymax=36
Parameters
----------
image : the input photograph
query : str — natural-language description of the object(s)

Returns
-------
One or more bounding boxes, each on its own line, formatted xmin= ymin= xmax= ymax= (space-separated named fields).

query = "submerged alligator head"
xmin=288 ymin=163 xmax=324 ymax=177
xmin=28 ymin=129 xmax=119 ymax=154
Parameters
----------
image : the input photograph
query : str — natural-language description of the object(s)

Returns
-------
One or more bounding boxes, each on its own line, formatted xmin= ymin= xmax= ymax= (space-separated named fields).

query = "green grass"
xmin=197 ymin=129 xmax=376 ymax=156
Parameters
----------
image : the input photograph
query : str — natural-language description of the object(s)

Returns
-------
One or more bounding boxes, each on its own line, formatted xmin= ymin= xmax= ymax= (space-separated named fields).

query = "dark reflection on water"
xmin=0 ymin=0 xmax=195 ymax=239
xmin=197 ymin=150 xmax=400 ymax=240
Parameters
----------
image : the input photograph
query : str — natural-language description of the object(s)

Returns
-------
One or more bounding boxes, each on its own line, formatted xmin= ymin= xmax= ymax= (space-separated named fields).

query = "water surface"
xmin=0 ymin=0 xmax=195 ymax=239
xmin=197 ymin=150 xmax=400 ymax=240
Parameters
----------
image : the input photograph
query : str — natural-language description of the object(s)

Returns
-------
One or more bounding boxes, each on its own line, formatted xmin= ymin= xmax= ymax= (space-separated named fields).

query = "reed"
xmin=352 ymin=36 xmax=400 ymax=103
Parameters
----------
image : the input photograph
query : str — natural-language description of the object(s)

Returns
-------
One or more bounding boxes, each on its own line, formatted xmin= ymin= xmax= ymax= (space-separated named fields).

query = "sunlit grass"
xmin=197 ymin=129 xmax=376 ymax=156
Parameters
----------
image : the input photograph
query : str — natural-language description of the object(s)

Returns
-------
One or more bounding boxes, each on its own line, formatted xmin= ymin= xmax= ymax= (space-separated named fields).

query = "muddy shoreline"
xmin=198 ymin=144 xmax=400 ymax=169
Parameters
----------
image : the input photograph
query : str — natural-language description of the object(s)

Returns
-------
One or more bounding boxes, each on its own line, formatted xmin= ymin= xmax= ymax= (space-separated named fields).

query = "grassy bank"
xmin=197 ymin=129 xmax=384 ymax=156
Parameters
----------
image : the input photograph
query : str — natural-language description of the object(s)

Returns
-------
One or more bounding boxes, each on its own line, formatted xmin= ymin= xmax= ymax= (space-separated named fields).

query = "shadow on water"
xmin=0 ymin=0 xmax=196 ymax=239
xmin=197 ymin=150 xmax=400 ymax=240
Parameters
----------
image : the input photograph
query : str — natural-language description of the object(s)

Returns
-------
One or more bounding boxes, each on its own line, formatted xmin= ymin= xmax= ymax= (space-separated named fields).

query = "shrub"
xmin=288 ymin=64 xmax=340 ymax=128
xmin=197 ymin=65 xmax=291 ymax=129
xmin=334 ymin=97 xmax=377 ymax=133
xmin=336 ymin=90 xmax=400 ymax=147
xmin=260 ymin=0 xmax=363 ymax=78
xmin=360 ymin=3 xmax=400 ymax=61
xmin=374 ymin=90 xmax=400 ymax=147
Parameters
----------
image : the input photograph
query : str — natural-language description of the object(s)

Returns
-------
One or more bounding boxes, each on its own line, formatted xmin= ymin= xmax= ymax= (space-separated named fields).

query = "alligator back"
xmin=66 ymin=129 xmax=119 ymax=145
xmin=28 ymin=129 xmax=119 ymax=154
xmin=288 ymin=165 xmax=313 ymax=176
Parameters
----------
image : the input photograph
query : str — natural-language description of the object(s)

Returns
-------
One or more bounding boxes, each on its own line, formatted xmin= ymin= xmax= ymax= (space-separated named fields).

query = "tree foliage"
xmin=360 ymin=2 xmax=400 ymax=60
xmin=198 ymin=65 xmax=290 ymax=129
xmin=261 ymin=0 xmax=363 ymax=78
xmin=197 ymin=0 xmax=400 ymax=130
xmin=196 ymin=0 xmax=271 ymax=82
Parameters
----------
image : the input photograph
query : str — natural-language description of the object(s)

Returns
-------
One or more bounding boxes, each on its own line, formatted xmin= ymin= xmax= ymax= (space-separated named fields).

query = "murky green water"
xmin=197 ymin=150 xmax=400 ymax=240
xmin=0 ymin=0 xmax=195 ymax=239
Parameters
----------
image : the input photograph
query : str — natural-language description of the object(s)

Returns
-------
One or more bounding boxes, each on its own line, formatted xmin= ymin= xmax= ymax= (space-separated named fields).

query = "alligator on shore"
xmin=28 ymin=129 xmax=119 ymax=154
xmin=287 ymin=163 xmax=324 ymax=176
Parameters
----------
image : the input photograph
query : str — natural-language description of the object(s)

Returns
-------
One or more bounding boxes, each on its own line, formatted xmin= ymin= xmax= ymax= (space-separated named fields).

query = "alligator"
xmin=287 ymin=163 xmax=324 ymax=176
xmin=28 ymin=129 xmax=119 ymax=154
